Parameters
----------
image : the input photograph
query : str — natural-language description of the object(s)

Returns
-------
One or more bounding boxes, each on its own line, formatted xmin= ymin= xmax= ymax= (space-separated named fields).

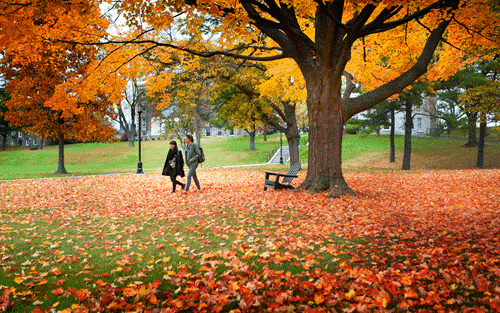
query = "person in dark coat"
xmin=162 ymin=140 xmax=185 ymax=193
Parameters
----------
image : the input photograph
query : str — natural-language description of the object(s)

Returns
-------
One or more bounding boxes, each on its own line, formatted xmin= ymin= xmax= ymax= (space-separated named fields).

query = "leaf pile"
xmin=1 ymin=169 xmax=500 ymax=312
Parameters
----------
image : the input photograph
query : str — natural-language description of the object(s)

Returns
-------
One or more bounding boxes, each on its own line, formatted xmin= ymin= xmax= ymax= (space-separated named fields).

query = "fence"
xmin=266 ymin=145 xmax=278 ymax=162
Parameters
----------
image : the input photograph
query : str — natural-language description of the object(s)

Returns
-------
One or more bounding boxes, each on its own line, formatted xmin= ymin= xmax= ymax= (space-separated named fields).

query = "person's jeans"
xmin=170 ymin=172 xmax=184 ymax=192
xmin=185 ymin=163 xmax=200 ymax=191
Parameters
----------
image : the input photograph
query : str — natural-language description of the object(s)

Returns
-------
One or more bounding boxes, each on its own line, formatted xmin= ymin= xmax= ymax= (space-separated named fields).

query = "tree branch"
xmin=343 ymin=19 xmax=452 ymax=122
xmin=342 ymin=71 xmax=356 ymax=101
xmin=359 ymin=0 xmax=457 ymax=37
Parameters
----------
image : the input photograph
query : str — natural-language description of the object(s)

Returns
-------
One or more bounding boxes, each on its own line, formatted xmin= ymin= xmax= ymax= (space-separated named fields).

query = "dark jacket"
xmin=185 ymin=143 xmax=201 ymax=167
xmin=162 ymin=148 xmax=185 ymax=177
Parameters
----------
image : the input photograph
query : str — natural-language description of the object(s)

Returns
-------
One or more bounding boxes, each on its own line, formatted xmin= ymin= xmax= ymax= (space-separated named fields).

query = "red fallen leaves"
xmin=0 ymin=169 xmax=500 ymax=312
xmin=0 ymin=289 xmax=14 ymax=312
xmin=51 ymin=288 xmax=64 ymax=295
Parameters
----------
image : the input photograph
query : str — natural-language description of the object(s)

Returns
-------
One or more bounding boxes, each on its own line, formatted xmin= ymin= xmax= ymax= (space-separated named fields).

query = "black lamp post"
xmin=136 ymin=108 xmax=144 ymax=174
xmin=279 ymin=131 xmax=284 ymax=164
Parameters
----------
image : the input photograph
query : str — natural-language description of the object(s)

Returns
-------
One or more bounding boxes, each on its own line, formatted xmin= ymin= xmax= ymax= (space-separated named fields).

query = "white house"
xmin=378 ymin=97 xmax=438 ymax=136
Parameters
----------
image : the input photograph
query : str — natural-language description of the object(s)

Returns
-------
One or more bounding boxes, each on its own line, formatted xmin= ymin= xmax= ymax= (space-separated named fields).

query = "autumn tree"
xmin=0 ymin=0 xmax=120 ymax=173
xmin=434 ymin=66 xmax=488 ymax=146
xmin=146 ymin=52 xmax=214 ymax=146
xmin=116 ymin=77 xmax=145 ymax=146
xmin=0 ymin=88 xmax=17 ymax=151
xmin=75 ymin=0 xmax=500 ymax=196
xmin=460 ymin=80 xmax=500 ymax=168
xmin=213 ymin=83 xmax=266 ymax=151
xmin=211 ymin=57 xmax=305 ymax=161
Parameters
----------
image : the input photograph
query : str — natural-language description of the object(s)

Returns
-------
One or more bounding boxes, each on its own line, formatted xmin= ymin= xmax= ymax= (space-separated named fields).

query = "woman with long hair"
xmin=162 ymin=140 xmax=185 ymax=193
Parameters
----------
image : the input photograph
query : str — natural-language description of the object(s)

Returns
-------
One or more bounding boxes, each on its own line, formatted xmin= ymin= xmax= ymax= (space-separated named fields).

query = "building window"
xmin=218 ymin=129 xmax=223 ymax=136
xmin=206 ymin=128 xmax=211 ymax=137
xmin=417 ymin=118 xmax=422 ymax=129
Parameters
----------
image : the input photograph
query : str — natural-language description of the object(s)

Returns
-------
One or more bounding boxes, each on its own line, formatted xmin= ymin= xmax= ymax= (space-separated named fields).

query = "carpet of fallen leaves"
xmin=1 ymin=168 xmax=500 ymax=313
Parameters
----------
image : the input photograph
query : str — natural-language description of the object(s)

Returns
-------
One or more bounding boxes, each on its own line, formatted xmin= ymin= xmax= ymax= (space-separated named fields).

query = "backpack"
xmin=198 ymin=145 xmax=205 ymax=163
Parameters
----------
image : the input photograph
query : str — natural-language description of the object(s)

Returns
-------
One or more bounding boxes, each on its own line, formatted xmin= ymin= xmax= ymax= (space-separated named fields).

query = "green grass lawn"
xmin=1 ymin=133 xmax=500 ymax=180
xmin=0 ymin=135 xmax=283 ymax=180
xmin=432 ymin=126 xmax=500 ymax=142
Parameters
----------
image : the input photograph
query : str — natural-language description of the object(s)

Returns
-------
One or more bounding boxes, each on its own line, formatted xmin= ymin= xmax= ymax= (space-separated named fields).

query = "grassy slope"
xmin=0 ymin=136 xmax=283 ymax=180
xmin=1 ymin=133 xmax=500 ymax=180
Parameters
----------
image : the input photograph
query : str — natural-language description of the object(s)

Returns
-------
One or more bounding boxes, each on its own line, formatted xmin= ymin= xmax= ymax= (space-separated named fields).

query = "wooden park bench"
xmin=264 ymin=162 xmax=301 ymax=191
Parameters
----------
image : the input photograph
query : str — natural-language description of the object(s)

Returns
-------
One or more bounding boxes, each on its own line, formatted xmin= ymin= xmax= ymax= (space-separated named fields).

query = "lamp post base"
xmin=136 ymin=161 xmax=144 ymax=174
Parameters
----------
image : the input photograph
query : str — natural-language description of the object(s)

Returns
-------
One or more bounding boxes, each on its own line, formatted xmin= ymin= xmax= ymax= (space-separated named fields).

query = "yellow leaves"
xmin=37 ymin=279 xmax=48 ymax=286
xmin=314 ymin=293 xmax=325 ymax=305
xmin=401 ymin=276 xmax=412 ymax=286
xmin=345 ymin=289 xmax=356 ymax=300
xmin=13 ymin=277 xmax=23 ymax=284
xmin=231 ymin=281 xmax=240 ymax=291
xmin=405 ymin=289 xmax=419 ymax=298
xmin=375 ymin=296 xmax=389 ymax=308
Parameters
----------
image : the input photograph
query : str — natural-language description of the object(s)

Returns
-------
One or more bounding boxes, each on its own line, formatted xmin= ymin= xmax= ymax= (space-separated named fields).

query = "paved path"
xmin=268 ymin=146 xmax=290 ymax=164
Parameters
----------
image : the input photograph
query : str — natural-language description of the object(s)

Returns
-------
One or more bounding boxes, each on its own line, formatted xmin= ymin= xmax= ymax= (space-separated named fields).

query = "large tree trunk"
xmin=477 ymin=121 xmax=486 ymax=168
xmin=56 ymin=130 xmax=67 ymax=174
xmin=390 ymin=108 xmax=396 ymax=163
xmin=246 ymin=3 xmax=450 ymax=198
xmin=465 ymin=112 xmax=478 ymax=147
xmin=402 ymin=98 xmax=413 ymax=170
xmin=297 ymin=78 xmax=354 ymax=198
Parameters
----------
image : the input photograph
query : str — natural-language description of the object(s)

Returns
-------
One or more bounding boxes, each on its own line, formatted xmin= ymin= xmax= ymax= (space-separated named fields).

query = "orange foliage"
xmin=0 ymin=0 xmax=119 ymax=142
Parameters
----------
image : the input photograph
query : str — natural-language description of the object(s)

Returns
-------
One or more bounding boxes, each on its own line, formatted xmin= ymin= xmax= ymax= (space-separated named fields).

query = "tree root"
xmin=296 ymin=174 xmax=356 ymax=197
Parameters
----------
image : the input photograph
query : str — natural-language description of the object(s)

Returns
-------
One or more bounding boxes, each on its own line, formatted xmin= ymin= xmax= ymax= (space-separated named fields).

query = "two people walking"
xmin=162 ymin=135 xmax=201 ymax=194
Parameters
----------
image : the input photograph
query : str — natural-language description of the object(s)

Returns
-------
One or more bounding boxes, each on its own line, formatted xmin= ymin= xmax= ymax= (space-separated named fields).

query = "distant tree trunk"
xmin=128 ymin=131 xmax=135 ymax=147
xmin=477 ymin=120 xmax=487 ymax=168
xmin=1 ymin=133 xmax=6 ymax=150
xmin=402 ymin=98 xmax=413 ymax=170
xmin=283 ymin=103 xmax=300 ymax=166
xmin=195 ymin=129 xmax=202 ymax=147
xmin=263 ymin=100 xmax=300 ymax=166
xmin=285 ymin=127 xmax=300 ymax=166
xmin=465 ymin=112 xmax=478 ymax=147
xmin=263 ymin=124 xmax=267 ymax=141
xmin=390 ymin=108 xmax=395 ymax=163
xmin=248 ymin=129 xmax=256 ymax=151
xmin=38 ymin=137 xmax=44 ymax=150
xmin=29 ymin=134 xmax=36 ymax=150
xmin=56 ymin=130 xmax=67 ymax=174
